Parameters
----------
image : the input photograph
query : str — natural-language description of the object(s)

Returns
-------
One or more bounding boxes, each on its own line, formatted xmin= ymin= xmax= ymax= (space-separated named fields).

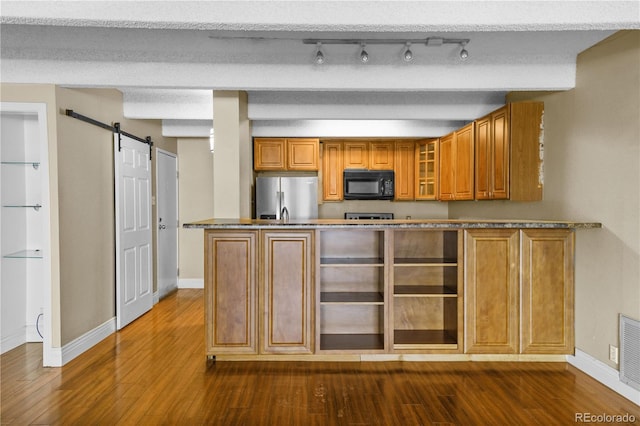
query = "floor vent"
xmin=620 ymin=314 xmax=640 ymax=391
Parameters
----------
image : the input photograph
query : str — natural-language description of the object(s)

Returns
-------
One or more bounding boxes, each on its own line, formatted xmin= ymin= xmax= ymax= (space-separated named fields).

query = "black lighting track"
xmin=64 ymin=109 xmax=153 ymax=159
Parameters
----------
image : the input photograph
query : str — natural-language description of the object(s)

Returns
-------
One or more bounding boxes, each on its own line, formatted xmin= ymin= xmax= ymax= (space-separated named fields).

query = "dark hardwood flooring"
xmin=2 ymin=289 xmax=638 ymax=425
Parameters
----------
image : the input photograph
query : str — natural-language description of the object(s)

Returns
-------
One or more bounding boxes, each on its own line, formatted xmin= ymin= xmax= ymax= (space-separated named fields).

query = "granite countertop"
xmin=183 ymin=218 xmax=602 ymax=230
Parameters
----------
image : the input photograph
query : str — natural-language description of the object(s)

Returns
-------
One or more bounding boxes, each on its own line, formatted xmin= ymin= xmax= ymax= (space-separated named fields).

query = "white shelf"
xmin=3 ymin=249 xmax=43 ymax=259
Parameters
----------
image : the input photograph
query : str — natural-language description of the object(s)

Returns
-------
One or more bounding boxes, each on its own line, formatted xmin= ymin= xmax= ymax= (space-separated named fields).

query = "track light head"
xmin=360 ymin=43 xmax=369 ymax=63
xmin=314 ymin=42 xmax=325 ymax=65
xmin=459 ymin=46 xmax=469 ymax=60
xmin=403 ymin=42 xmax=413 ymax=62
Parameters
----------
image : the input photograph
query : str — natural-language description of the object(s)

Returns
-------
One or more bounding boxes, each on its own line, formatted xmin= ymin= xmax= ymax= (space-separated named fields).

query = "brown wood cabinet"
xmin=475 ymin=102 xmax=543 ymax=201
xmin=254 ymin=138 xmax=319 ymax=171
xmin=322 ymin=141 xmax=343 ymax=201
xmin=261 ymin=231 xmax=314 ymax=354
xmin=369 ymin=141 xmax=395 ymax=170
xmin=439 ymin=123 xmax=475 ymax=201
xmin=394 ymin=141 xmax=415 ymax=200
xmin=465 ymin=228 xmax=575 ymax=355
xmin=521 ymin=229 xmax=574 ymax=354
xmin=464 ymin=229 xmax=519 ymax=354
xmin=415 ymin=139 xmax=438 ymax=200
xmin=343 ymin=141 xmax=368 ymax=169
xmin=205 ymin=230 xmax=257 ymax=355
xmin=253 ymin=138 xmax=285 ymax=171
xmin=288 ymin=138 xmax=319 ymax=170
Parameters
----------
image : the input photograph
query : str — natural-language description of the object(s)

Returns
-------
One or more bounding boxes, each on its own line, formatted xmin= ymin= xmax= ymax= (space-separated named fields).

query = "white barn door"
xmin=114 ymin=132 xmax=153 ymax=329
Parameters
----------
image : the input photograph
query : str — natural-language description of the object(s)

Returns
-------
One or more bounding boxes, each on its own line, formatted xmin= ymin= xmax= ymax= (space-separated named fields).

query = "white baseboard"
xmin=153 ymin=290 xmax=159 ymax=305
xmin=60 ymin=317 xmax=116 ymax=366
xmin=178 ymin=278 xmax=204 ymax=289
xmin=0 ymin=327 xmax=26 ymax=354
xmin=567 ymin=348 xmax=640 ymax=405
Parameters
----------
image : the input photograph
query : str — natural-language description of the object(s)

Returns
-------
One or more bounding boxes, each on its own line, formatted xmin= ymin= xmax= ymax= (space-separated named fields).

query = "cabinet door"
xmin=287 ymin=138 xmax=319 ymax=171
xmin=475 ymin=116 xmax=491 ymax=200
xmin=394 ymin=141 xmax=414 ymax=200
xmin=465 ymin=230 xmax=519 ymax=354
xmin=520 ymin=229 xmax=574 ymax=354
xmin=261 ymin=231 xmax=314 ymax=354
xmin=205 ymin=231 xmax=257 ymax=355
xmin=453 ymin=123 xmax=475 ymax=200
xmin=369 ymin=141 xmax=394 ymax=170
xmin=490 ymin=107 xmax=509 ymax=199
xmin=415 ymin=139 xmax=438 ymax=200
xmin=343 ymin=142 xmax=368 ymax=169
xmin=322 ymin=142 xmax=343 ymax=201
xmin=254 ymin=138 xmax=286 ymax=171
xmin=438 ymin=134 xmax=454 ymax=201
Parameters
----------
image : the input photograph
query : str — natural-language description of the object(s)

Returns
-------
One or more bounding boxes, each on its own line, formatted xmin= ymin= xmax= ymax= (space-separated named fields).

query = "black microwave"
xmin=343 ymin=169 xmax=394 ymax=200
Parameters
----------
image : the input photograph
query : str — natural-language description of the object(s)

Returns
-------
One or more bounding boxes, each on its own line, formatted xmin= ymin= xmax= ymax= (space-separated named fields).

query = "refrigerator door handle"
xmin=276 ymin=191 xmax=283 ymax=220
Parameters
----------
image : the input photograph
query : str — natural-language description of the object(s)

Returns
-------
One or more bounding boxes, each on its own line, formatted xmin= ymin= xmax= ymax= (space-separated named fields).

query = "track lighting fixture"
xmin=403 ymin=42 xmax=413 ymax=62
xmin=359 ymin=43 xmax=369 ymax=63
xmin=303 ymin=36 xmax=470 ymax=64
xmin=314 ymin=42 xmax=325 ymax=65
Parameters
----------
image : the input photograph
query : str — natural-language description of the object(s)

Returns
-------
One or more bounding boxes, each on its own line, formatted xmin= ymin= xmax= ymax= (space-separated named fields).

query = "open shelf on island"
xmin=394 ymin=257 xmax=457 ymax=265
xmin=393 ymin=329 xmax=457 ymax=347
xmin=320 ymin=333 xmax=385 ymax=351
xmin=3 ymin=249 xmax=43 ymax=259
xmin=394 ymin=285 xmax=457 ymax=297
xmin=320 ymin=257 xmax=384 ymax=266
xmin=321 ymin=291 xmax=384 ymax=304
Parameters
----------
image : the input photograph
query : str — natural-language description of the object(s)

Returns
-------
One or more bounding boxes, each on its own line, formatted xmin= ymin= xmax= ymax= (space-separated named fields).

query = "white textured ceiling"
xmin=1 ymin=1 xmax=638 ymax=137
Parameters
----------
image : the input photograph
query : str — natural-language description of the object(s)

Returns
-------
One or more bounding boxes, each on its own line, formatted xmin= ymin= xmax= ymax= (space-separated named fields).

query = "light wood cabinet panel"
xmin=369 ymin=141 xmax=395 ymax=170
xmin=261 ymin=231 xmax=314 ymax=354
xmin=465 ymin=230 xmax=519 ymax=354
xmin=454 ymin=122 xmax=475 ymax=200
xmin=394 ymin=141 xmax=415 ymax=200
xmin=520 ymin=229 xmax=574 ymax=354
xmin=509 ymin=102 xmax=544 ymax=201
xmin=438 ymin=134 xmax=454 ymax=201
xmin=322 ymin=141 xmax=343 ymax=201
xmin=343 ymin=141 xmax=368 ymax=169
xmin=254 ymin=138 xmax=286 ymax=171
xmin=475 ymin=107 xmax=510 ymax=200
xmin=439 ymin=124 xmax=474 ymax=201
xmin=205 ymin=231 xmax=257 ymax=355
xmin=287 ymin=138 xmax=319 ymax=171
xmin=415 ymin=139 xmax=438 ymax=200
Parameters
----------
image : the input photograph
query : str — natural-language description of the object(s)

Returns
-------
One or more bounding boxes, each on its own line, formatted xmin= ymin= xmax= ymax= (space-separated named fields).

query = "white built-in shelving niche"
xmin=1 ymin=103 xmax=50 ymax=356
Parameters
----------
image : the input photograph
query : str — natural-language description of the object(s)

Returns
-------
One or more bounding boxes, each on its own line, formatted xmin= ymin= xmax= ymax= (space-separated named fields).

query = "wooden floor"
xmin=2 ymin=290 xmax=639 ymax=425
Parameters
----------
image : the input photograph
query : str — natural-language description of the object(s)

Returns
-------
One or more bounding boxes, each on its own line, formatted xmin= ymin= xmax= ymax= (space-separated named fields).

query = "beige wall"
xmin=450 ymin=31 xmax=640 ymax=368
xmin=178 ymin=137 xmax=214 ymax=279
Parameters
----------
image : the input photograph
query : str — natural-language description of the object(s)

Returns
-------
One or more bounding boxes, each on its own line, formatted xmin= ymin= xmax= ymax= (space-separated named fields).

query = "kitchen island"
xmin=184 ymin=219 xmax=601 ymax=361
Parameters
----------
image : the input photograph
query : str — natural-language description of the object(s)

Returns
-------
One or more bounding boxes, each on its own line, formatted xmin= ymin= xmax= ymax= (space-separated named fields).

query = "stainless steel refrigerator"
xmin=255 ymin=176 xmax=318 ymax=220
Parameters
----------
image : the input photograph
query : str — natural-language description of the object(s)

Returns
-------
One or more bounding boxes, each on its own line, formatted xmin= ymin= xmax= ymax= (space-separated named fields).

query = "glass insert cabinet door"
xmin=415 ymin=139 xmax=439 ymax=200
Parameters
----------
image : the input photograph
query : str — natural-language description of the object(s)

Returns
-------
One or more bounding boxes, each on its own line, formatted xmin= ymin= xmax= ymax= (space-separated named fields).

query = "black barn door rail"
xmin=64 ymin=109 xmax=154 ymax=159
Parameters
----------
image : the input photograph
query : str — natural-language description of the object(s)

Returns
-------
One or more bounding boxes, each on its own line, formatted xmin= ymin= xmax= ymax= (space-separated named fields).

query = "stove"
xmin=344 ymin=212 xmax=394 ymax=220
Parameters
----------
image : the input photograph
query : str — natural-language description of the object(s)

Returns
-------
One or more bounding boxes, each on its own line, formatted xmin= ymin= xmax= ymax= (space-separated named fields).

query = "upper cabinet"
xmin=475 ymin=102 xmax=543 ymax=201
xmin=254 ymin=138 xmax=319 ymax=171
xmin=439 ymin=122 xmax=475 ymax=201
xmin=394 ymin=141 xmax=415 ymax=201
xmin=322 ymin=141 xmax=343 ymax=201
xmin=415 ymin=139 xmax=438 ymax=200
xmin=343 ymin=141 xmax=369 ymax=169
xmin=369 ymin=141 xmax=395 ymax=170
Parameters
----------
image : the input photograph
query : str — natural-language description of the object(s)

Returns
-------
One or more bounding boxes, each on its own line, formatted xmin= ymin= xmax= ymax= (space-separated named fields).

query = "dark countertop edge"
xmin=183 ymin=219 xmax=602 ymax=230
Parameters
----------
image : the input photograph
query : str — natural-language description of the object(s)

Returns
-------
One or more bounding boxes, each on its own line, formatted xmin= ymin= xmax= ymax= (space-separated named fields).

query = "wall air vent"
xmin=620 ymin=314 xmax=640 ymax=391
